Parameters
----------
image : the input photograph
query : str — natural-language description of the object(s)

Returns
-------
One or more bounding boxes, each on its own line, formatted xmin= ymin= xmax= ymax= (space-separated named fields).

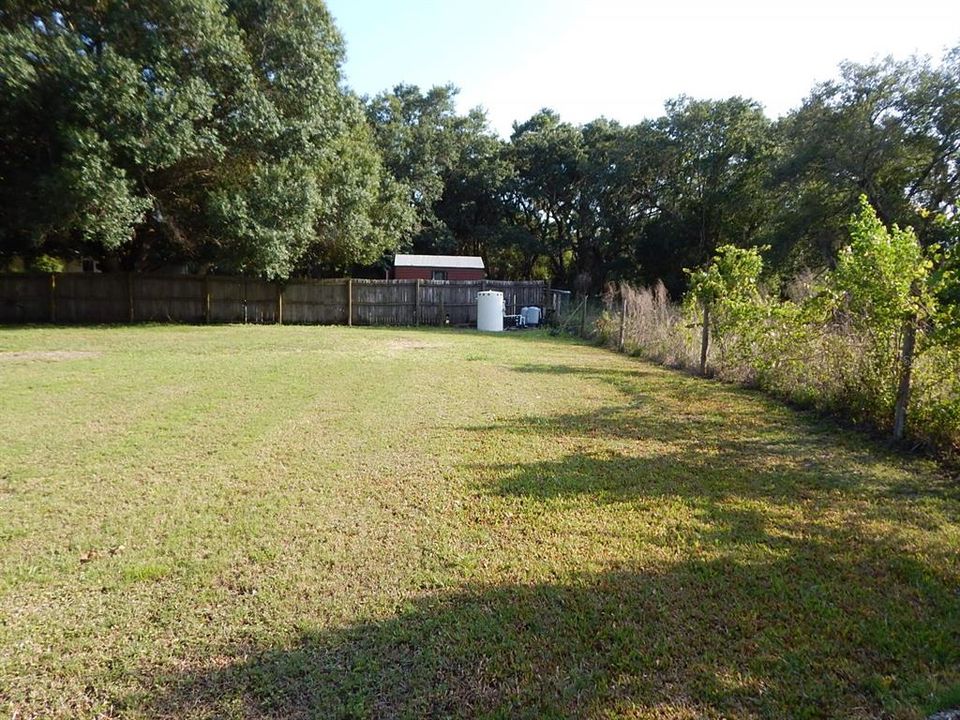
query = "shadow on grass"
xmin=134 ymin=452 xmax=960 ymax=717
xmin=129 ymin=361 xmax=959 ymax=719
xmin=134 ymin=547 xmax=957 ymax=718
xmin=495 ymin=362 xmax=960 ymax=504
xmin=511 ymin=362 xmax=659 ymax=402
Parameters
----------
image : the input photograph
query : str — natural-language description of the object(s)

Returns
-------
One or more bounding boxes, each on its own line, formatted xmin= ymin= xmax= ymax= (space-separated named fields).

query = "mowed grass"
xmin=0 ymin=325 xmax=958 ymax=719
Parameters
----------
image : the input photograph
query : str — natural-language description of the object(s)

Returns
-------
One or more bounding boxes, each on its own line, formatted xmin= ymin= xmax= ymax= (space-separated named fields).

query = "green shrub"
xmin=28 ymin=254 xmax=65 ymax=273
xmin=601 ymin=199 xmax=960 ymax=455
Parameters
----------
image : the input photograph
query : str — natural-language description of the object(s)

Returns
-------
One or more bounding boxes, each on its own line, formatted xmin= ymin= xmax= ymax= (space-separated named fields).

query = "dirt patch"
xmin=385 ymin=339 xmax=445 ymax=352
xmin=0 ymin=350 xmax=100 ymax=362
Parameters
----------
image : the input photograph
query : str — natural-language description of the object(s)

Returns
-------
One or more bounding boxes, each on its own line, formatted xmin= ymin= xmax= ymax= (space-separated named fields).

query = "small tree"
xmin=685 ymin=244 xmax=766 ymax=375
xmin=828 ymin=196 xmax=937 ymax=440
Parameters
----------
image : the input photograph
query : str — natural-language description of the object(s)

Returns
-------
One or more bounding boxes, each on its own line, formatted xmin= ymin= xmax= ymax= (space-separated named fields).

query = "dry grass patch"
xmin=0 ymin=349 xmax=100 ymax=362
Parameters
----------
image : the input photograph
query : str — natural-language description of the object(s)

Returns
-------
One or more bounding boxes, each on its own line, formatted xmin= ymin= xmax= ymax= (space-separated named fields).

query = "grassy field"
xmin=0 ymin=324 xmax=957 ymax=719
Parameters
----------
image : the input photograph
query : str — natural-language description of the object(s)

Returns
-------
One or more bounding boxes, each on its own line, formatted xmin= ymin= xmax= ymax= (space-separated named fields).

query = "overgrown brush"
xmin=598 ymin=199 xmax=960 ymax=455
xmin=597 ymin=282 xmax=696 ymax=367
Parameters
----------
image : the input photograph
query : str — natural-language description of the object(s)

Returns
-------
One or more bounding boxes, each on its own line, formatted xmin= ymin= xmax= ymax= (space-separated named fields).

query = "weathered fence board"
xmin=0 ymin=273 xmax=546 ymax=327
xmin=134 ymin=274 xmax=205 ymax=323
xmin=282 ymin=279 xmax=348 ymax=325
xmin=55 ymin=273 xmax=128 ymax=324
xmin=488 ymin=280 xmax=544 ymax=314
xmin=0 ymin=274 xmax=50 ymax=323
xmin=420 ymin=281 xmax=475 ymax=325
xmin=353 ymin=280 xmax=417 ymax=326
xmin=245 ymin=279 xmax=279 ymax=325
xmin=208 ymin=277 xmax=245 ymax=324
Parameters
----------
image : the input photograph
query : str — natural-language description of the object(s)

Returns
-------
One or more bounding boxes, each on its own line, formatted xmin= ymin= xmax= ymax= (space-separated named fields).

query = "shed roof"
xmin=394 ymin=254 xmax=485 ymax=269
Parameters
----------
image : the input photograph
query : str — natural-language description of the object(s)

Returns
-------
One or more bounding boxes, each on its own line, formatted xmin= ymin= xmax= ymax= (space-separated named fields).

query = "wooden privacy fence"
xmin=0 ymin=274 xmax=546 ymax=326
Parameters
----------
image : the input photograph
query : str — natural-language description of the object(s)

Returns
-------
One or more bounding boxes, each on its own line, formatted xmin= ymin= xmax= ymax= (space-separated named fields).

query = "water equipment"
xmin=521 ymin=306 xmax=541 ymax=327
xmin=477 ymin=291 xmax=505 ymax=332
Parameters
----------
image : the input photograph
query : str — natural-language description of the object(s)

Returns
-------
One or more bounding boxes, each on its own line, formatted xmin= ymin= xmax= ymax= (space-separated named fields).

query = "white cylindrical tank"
xmin=477 ymin=291 xmax=504 ymax=332
xmin=522 ymin=306 xmax=541 ymax=327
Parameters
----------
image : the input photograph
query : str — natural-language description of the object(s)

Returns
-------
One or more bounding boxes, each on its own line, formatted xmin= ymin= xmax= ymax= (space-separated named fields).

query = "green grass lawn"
xmin=1 ymin=325 xmax=957 ymax=719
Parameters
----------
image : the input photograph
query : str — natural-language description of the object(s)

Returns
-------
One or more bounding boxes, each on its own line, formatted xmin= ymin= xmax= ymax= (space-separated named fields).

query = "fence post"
xmin=49 ymin=273 xmax=56 ymax=324
xmin=618 ymin=291 xmax=627 ymax=352
xmin=699 ymin=302 xmax=710 ymax=376
xmin=347 ymin=278 xmax=353 ymax=326
xmin=277 ymin=283 xmax=283 ymax=325
xmin=204 ymin=275 xmax=211 ymax=324
xmin=439 ymin=288 xmax=445 ymax=326
xmin=415 ymin=279 xmax=420 ymax=326
xmin=892 ymin=307 xmax=919 ymax=441
xmin=127 ymin=272 xmax=135 ymax=323
xmin=579 ymin=295 xmax=587 ymax=336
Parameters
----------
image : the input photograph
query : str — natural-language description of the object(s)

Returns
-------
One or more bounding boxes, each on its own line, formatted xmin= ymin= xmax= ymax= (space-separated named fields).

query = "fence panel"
xmin=0 ymin=274 xmax=547 ymax=327
xmin=0 ymin=274 xmax=51 ymax=323
xmin=208 ymin=277 xmax=245 ymax=323
xmin=282 ymin=279 xmax=347 ymax=324
xmin=353 ymin=279 xmax=417 ymax=326
xmin=245 ymin=279 xmax=279 ymax=324
xmin=488 ymin=280 xmax=545 ymax=315
xmin=55 ymin=273 xmax=128 ymax=323
xmin=420 ymin=280 xmax=478 ymax=325
xmin=134 ymin=274 xmax=205 ymax=323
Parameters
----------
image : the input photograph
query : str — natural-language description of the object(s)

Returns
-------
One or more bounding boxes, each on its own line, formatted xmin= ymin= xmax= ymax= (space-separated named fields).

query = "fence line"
xmin=0 ymin=274 xmax=546 ymax=327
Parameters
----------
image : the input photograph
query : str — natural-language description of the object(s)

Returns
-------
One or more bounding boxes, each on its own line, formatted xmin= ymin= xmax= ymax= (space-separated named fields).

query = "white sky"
xmin=326 ymin=0 xmax=960 ymax=136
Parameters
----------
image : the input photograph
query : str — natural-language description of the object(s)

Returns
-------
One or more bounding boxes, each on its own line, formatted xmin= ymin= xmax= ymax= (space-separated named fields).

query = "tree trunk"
xmin=699 ymin=301 xmax=710 ymax=376
xmin=892 ymin=312 xmax=918 ymax=441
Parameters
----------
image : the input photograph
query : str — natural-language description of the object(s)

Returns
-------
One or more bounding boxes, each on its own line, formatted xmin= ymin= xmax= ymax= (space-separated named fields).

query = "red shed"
xmin=393 ymin=254 xmax=485 ymax=281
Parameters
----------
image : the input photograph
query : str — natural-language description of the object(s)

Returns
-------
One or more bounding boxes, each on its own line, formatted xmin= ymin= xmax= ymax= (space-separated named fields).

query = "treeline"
xmin=1 ymin=2 xmax=958 ymax=297
xmin=0 ymin=1 xmax=411 ymax=278
xmin=367 ymin=51 xmax=960 ymax=294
